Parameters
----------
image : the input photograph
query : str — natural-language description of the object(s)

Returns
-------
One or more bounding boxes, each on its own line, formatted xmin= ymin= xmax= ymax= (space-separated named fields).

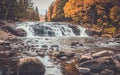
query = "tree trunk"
xmin=4 ymin=3 xmax=10 ymax=20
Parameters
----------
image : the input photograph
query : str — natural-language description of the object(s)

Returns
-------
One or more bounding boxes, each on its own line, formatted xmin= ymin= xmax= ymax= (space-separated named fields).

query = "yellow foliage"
xmin=64 ymin=0 xmax=84 ymax=18
xmin=105 ymin=26 xmax=116 ymax=34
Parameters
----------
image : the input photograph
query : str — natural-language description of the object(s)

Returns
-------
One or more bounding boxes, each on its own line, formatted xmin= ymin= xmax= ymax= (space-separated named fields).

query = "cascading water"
xmin=15 ymin=22 xmax=89 ymax=37
xmin=77 ymin=26 xmax=88 ymax=37
xmin=16 ymin=22 xmax=36 ymax=37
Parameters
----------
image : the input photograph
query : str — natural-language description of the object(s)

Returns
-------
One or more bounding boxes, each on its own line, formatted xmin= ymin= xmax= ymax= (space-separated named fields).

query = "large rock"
xmin=85 ymin=29 xmax=93 ymax=36
xmin=69 ymin=25 xmax=80 ymax=35
xmin=18 ymin=57 xmax=45 ymax=75
xmin=37 ymin=52 xmax=45 ymax=57
xmin=79 ymin=57 xmax=116 ymax=72
xmin=1 ymin=25 xmax=15 ymax=34
xmin=85 ymin=29 xmax=102 ymax=36
xmin=92 ymin=50 xmax=114 ymax=58
xmin=14 ymin=28 xmax=27 ymax=37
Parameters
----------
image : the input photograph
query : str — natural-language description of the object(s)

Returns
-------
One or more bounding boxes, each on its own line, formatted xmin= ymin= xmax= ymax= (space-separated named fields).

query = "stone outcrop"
xmin=77 ymin=50 xmax=120 ymax=75
xmin=14 ymin=28 xmax=27 ymax=37
xmin=18 ymin=57 xmax=45 ymax=75
xmin=92 ymin=50 xmax=114 ymax=58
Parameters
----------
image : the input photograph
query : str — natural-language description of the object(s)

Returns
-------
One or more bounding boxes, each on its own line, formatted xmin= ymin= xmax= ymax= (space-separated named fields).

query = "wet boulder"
xmin=85 ymin=29 xmax=102 ymax=37
xmin=0 ymin=58 xmax=18 ymax=75
xmin=23 ymin=51 xmax=37 ymax=57
xmin=0 ymin=44 xmax=11 ymax=51
xmin=113 ymin=34 xmax=120 ymax=38
xmin=14 ymin=28 xmax=27 ymax=37
xmin=113 ymin=54 xmax=120 ymax=62
xmin=92 ymin=50 xmax=114 ymax=58
xmin=37 ymin=52 xmax=45 ymax=57
xmin=56 ymin=51 xmax=75 ymax=59
xmin=85 ymin=29 xmax=93 ymax=36
xmin=79 ymin=56 xmax=116 ymax=72
xmin=0 ymin=40 xmax=11 ymax=50
xmin=0 ymin=40 xmax=11 ymax=45
xmin=100 ymin=69 xmax=114 ymax=75
xmin=69 ymin=25 xmax=80 ymax=35
xmin=0 ymin=51 xmax=15 ymax=58
xmin=1 ymin=25 xmax=15 ymax=34
xmin=79 ymin=54 xmax=93 ymax=63
xmin=60 ymin=56 xmax=68 ymax=60
xmin=5 ymin=36 xmax=18 ymax=43
xmin=50 ymin=45 xmax=59 ymax=51
xmin=40 ymin=45 xmax=48 ymax=50
xmin=36 ymin=49 xmax=42 ymax=53
xmin=0 ymin=21 xmax=5 ymax=25
xmin=71 ymin=41 xmax=79 ymax=46
xmin=77 ymin=67 xmax=91 ymax=74
xmin=18 ymin=57 xmax=45 ymax=75
xmin=71 ymin=41 xmax=83 ymax=48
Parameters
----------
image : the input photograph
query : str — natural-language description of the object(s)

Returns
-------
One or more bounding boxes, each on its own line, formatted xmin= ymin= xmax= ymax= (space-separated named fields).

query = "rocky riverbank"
xmin=0 ymin=37 xmax=46 ymax=75
xmin=0 ymin=36 xmax=120 ymax=75
xmin=0 ymin=21 xmax=120 ymax=75
xmin=45 ymin=47 xmax=120 ymax=75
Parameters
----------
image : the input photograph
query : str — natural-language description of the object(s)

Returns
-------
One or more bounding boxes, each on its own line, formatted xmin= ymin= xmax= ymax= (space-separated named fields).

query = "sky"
xmin=32 ymin=0 xmax=54 ymax=15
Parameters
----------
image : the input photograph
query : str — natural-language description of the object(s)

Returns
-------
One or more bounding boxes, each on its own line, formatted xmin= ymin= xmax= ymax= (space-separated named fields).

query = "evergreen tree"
xmin=0 ymin=0 xmax=40 ymax=21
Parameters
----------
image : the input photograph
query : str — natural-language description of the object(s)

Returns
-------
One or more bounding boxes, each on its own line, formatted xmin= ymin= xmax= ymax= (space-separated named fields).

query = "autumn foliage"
xmin=46 ymin=0 xmax=120 ymax=35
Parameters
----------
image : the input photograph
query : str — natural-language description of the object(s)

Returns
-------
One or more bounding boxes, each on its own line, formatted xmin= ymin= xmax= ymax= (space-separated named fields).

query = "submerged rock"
xmin=37 ymin=52 xmax=45 ymax=57
xmin=57 ymin=51 xmax=75 ymax=59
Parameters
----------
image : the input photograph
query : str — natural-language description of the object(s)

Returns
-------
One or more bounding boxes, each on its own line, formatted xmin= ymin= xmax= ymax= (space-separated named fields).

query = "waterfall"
xmin=77 ymin=26 xmax=88 ymax=37
xmin=15 ymin=22 xmax=89 ymax=37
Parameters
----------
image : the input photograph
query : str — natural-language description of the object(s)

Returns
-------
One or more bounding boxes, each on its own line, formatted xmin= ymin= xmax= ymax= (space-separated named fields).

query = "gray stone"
xmin=60 ymin=56 xmax=68 ymax=60
xmin=78 ymin=67 xmax=90 ymax=74
xmin=37 ymin=52 xmax=45 ymax=57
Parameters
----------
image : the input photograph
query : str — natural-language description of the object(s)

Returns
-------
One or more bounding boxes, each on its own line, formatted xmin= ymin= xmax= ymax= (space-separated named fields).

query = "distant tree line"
xmin=0 ymin=0 xmax=40 ymax=21
xmin=46 ymin=0 xmax=120 ymax=35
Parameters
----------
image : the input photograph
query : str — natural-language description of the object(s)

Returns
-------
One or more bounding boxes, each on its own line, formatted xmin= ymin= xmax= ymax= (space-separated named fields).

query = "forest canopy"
xmin=46 ymin=0 xmax=120 ymax=35
xmin=0 ymin=0 xmax=39 ymax=21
